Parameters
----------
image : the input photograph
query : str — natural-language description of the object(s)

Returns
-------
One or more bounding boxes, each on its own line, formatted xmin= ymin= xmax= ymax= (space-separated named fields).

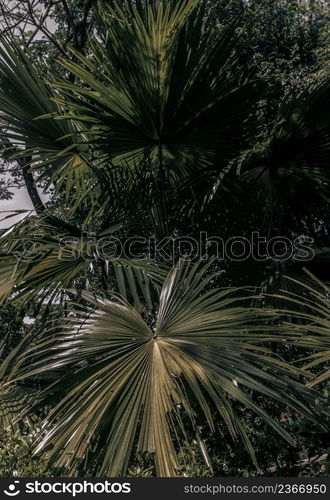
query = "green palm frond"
xmin=0 ymin=333 xmax=36 ymax=429
xmin=241 ymin=79 xmax=330 ymax=213
xmin=49 ymin=0 xmax=261 ymax=182
xmin=14 ymin=260 xmax=320 ymax=477
xmin=272 ymin=270 xmax=330 ymax=387
xmin=0 ymin=41 xmax=99 ymax=218
xmin=227 ymin=246 xmax=330 ymax=293
xmin=0 ymin=214 xmax=166 ymax=309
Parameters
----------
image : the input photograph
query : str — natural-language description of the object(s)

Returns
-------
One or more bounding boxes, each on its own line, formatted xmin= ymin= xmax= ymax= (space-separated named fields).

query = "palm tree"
xmin=0 ymin=0 xmax=329 ymax=477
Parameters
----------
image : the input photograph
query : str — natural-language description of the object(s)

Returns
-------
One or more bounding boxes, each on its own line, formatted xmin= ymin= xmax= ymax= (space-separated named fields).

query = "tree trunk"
xmin=21 ymin=159 xmax=45 ymax=215
xmin=1 ymin=134 xmax=45 ymax=214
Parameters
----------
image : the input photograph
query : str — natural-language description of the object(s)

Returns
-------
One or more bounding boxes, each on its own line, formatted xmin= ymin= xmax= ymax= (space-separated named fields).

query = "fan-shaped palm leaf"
xmin=49 ymin=0 xmax=261 ymax=194
xmin=14 ymin=260 xmax=320 ymax=477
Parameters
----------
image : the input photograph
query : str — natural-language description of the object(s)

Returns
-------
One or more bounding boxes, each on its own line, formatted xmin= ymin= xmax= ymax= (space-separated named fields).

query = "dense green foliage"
xmin=0 ymin=0 xmax=329 ymax=477
xmin=0 ymin=423 xmax=49 ymax=477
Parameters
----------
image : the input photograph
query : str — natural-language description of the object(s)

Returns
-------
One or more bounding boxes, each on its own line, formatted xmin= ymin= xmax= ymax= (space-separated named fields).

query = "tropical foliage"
xmin=0 ymin=0 xmax=329 ymax=477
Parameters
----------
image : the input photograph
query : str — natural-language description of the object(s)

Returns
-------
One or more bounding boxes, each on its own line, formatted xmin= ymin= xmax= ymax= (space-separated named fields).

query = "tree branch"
xmin=0 ymin=134 xmax=45 ymax=215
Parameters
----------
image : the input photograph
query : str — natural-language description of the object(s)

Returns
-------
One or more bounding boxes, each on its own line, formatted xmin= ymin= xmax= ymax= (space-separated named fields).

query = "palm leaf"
xmin=240 ymin=79 xmax=330 ymax=215
xmin=0 ymin=333 xmax=36 ymax=429
xmin=271 ymin=270 xmax=330 ymax=387
xmin=0 ymin=41 xmax=99 ymax=218
xmin=49 ymin=0 xmax=261 ymax=186
xmin=14 ymin=260 xmax=320 ymax=476
xmin=0 ymin=213 xmax=166 ymax=309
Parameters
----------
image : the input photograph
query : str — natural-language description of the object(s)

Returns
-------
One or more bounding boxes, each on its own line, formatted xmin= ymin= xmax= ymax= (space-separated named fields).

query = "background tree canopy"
xmin=0 ymin=0 xmax=329 ymax=477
